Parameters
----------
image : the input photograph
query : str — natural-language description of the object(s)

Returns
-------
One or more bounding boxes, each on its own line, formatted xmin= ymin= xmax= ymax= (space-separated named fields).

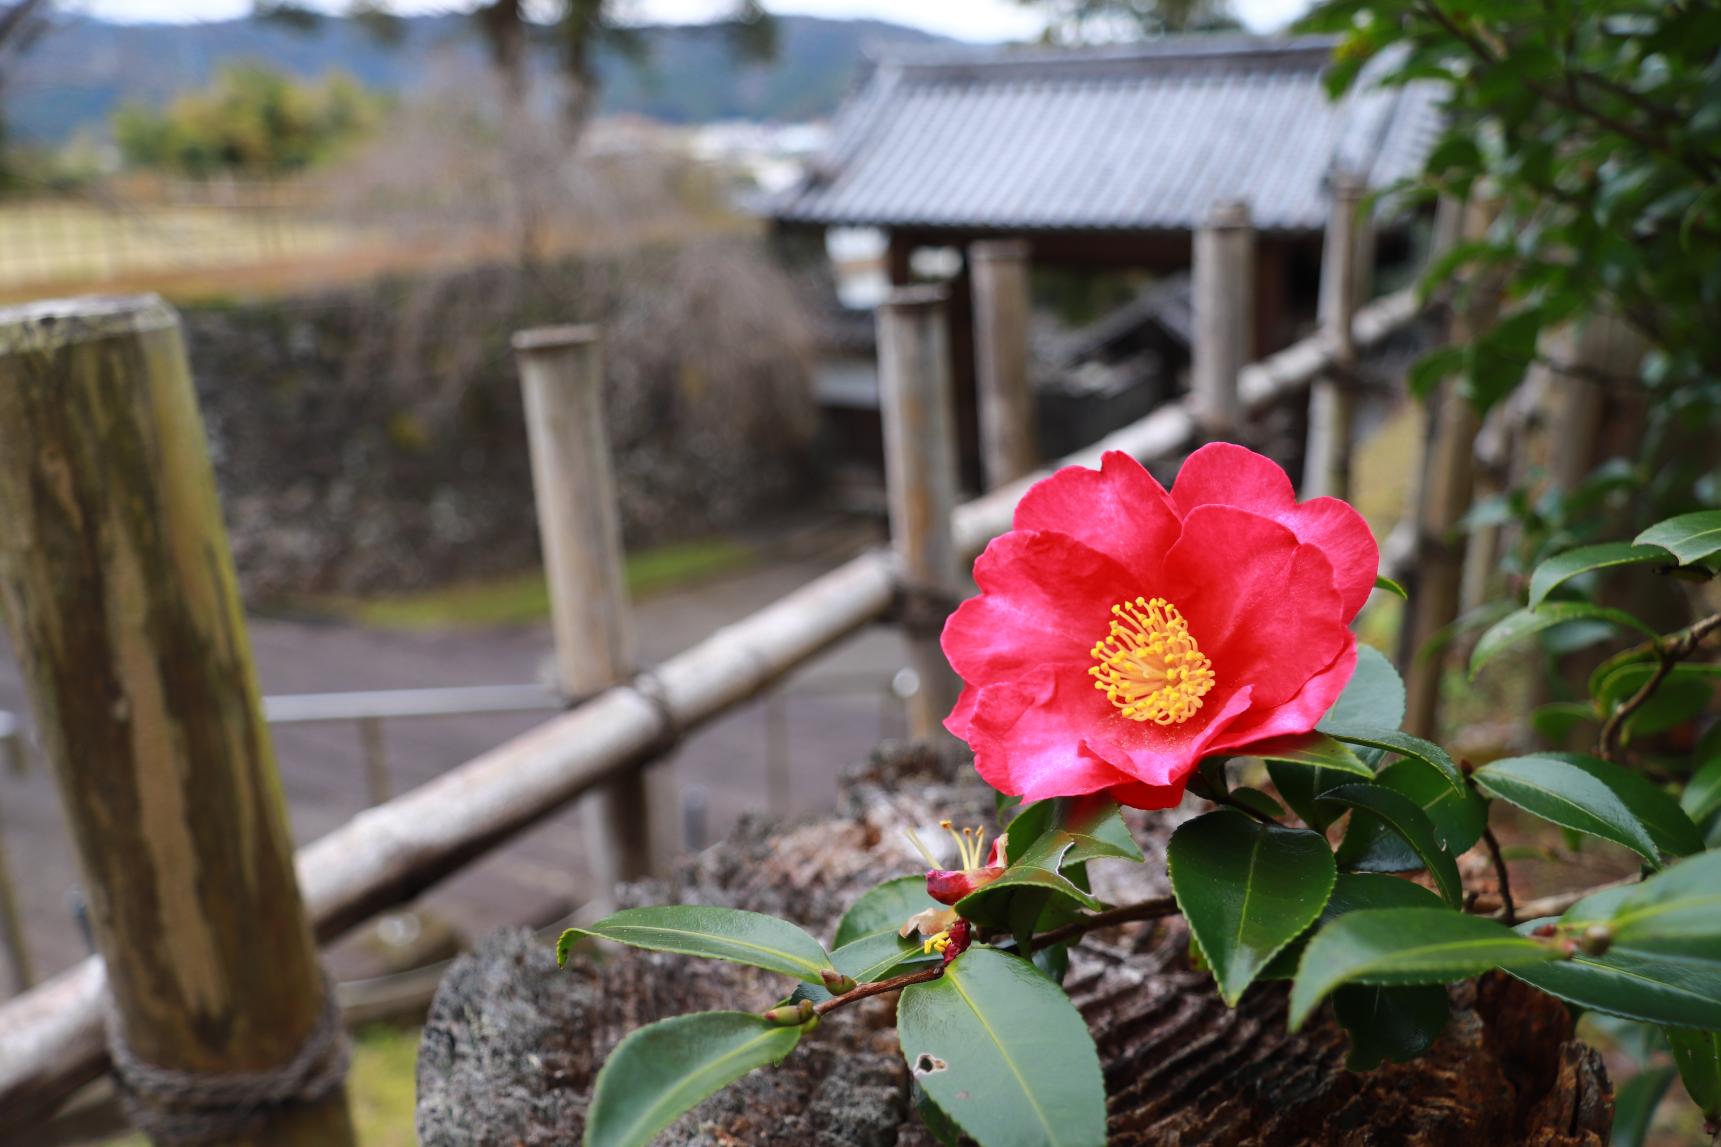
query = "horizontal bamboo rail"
xmin=0 ymin=285 xmax=1422 ymax=1133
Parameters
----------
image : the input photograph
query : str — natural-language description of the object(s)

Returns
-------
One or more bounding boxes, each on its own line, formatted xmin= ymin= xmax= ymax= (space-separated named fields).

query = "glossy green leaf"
xmin=1317 ymin=784 xmax=1463 ymax=905
xmin=831 ymin=931 xmax=928 ymax=985
xmin=1506 ymin=926 xmax=1721 ymax=1029
xmin=1168 ymin=810 xmax=1336 ymax=1006
xmin=1470 ymin=603 xmax=1657 ymax=678
xmin=1319 ymin=645 xmax=1406 ymax=731
xmin=1336 ymin=757 xmax=1489 ymax=875
xmin=1571 ymin=850 xmax=1721 ymax=957
xmin=1289 ymin=908 xmax=1559 ymax=1029
xmin=1331 ymin=984 xmax=1451 ymax=1071
xmin=1541 ymin=752 xmax=1703 ymax=858
xmin=1262 ymin=872 xmax=1446 ymax=980
xmin=897 ymin=947 xmax=1107 ymax=1147
xmin=1245 ymin=731 xmax=1372 ymax=778
xmin=1374 ymin=573 xmax=1409 ymax=600
xmin=1268 ymin=760 xmax=1356 ymax=833
xmin=1472 ymin=756 xmax=1660 ymax=866
xmin=1055 ymin=796 xmax=1146 ymax=865
xmin=1322 ymin=726 xmax=1466 ymax=796
xmin=1635 ymin=510 xmax=1721 ymax=566
xmin=1668 ymin=1028 xmax=1721 ymax=1122
xmin=584 ymin=1012 xmax=805 ymax=1147
xmin=1230 ymin=786 xmax=1287 ymax=820
xmin=835 ymin=876 xmax=941 ymax=948
xmin=956 ymin=837 xmax=1100 ymax=928
xmin=1682 ymin=757 xmax=1721 ymax=826
xmin=1526 ymin=542 xmax=1667 ymax=608
xmin=565 ymin=906 xmax=833 ymax=984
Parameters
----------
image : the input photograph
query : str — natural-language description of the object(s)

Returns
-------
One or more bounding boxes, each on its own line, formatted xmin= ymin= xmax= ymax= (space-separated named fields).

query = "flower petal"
xmin=1159 ymin=505 xmax=1352 ymax=710
xmin=1209 ymin=641 xmax=1358 ymax=753
xmin=1083 ymin=683 xmax=1257 ymax=789
xmin=959 ymin=668 xmax=1141 ymax=801
xmin=1170 ymin=442 xmax=1379 ymax=618
xmin=1013 ymin=451 xmax=1180 ymax=578
xmin=941 ymin=529 xmax=1138 ymax=689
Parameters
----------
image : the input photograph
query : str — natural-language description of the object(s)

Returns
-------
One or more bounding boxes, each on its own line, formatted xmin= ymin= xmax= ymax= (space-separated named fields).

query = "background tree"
xmin=0 ymin=0 xmax=51 ymax=190
xmin=1018 ymin=0 xmax=1241 ymax=42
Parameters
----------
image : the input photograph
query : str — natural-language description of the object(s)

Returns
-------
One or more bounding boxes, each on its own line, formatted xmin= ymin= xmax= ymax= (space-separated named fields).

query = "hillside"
xmin=6 ymin=12 xmax=951 ymax=144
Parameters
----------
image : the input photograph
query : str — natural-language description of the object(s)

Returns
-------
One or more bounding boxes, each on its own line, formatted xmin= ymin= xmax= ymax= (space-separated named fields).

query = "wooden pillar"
xmin=970 ymin=239 xmax=1037 ymax=489
xmin=0 ymin=296 xmax=354 ymax=1145
xmin=1401 ymin=201 xmax=1500 ymax=739
xmin=1303 ymin=171 xmax=1368 ymax=499
xmin=1193 ymin=201 xmax=1255 ymax=438
xmin=513 ymin=325 xmax=656 ymax=893
xmin=876 ymin=287 xmax=964 ymax=740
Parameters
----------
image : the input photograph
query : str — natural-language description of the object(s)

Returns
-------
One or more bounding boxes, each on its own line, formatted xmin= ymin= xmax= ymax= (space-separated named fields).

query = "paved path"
xmin=0 ymin=548 xmax=912 ymax=992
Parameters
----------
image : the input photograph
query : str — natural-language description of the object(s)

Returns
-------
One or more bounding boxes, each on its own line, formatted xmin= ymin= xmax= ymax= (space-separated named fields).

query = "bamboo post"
xmin=970 ymin=239 xmax=1038 ymax=488
xmin=0 ymin=296 xmax=354 ymax=1144
xmin=1303 ymin=172 xmax=1368 ymax=498
xmin=1401 ymin=201 xmax=1501 ymax=739
xmin=877 ymin=287 xmax=965 ymax=740
xmin=1192 ymin=201 xmax=1255 ymax=439
xmin=513 ymin=325 xmax=658 ymax=892
xmin=359 ymin=717 xmax=390 ymax=806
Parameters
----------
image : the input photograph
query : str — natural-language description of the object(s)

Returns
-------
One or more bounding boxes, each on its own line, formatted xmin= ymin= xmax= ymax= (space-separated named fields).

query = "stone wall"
xmin=183 ymin=237 xmax=820 ymax=600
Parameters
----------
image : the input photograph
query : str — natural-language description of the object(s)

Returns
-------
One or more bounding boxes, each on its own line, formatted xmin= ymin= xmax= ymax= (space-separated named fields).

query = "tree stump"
xmin=416 ymin=746 xmax=1611 ymax=1146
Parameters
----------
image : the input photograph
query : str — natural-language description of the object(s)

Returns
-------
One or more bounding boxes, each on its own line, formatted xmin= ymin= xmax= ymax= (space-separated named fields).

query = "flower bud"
xmin=762 ymin=999 xmax=816 ymax=1026
xmin=1577 ymin=925 xmax=1612 ymax=956
xmin=821 ymin=968 xmax=858 ymax=995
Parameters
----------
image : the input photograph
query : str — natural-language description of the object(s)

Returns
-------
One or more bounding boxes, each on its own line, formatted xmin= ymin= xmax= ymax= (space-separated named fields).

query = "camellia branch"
xmin=1481 ymin=827 xmax=1516 ymax=925
xmin=810 ymin=895 xmax=1182 ymax=1017
xmin=1597 ymin=612 xmax=1721 ymax=761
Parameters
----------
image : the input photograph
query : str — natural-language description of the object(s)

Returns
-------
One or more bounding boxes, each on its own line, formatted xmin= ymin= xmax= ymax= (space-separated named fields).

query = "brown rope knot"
xmin=105 ymin=970 xmax=350 ymax=1144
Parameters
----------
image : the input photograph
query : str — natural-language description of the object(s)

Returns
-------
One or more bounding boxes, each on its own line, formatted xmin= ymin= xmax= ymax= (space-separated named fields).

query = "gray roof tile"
xmin=771 ymin=35 xmax=1442 ymax=234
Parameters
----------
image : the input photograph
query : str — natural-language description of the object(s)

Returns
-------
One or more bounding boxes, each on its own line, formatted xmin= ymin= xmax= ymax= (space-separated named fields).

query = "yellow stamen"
xmin=941 ymin=820 xmax=988 ymax=869
xmin=923 ymin=930 xmax=953 ymax=956
xmin=1089 ymin=596 xmax=1215 ymax=725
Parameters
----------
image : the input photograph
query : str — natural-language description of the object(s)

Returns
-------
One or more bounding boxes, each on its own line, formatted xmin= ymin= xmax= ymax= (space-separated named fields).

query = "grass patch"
xmin=301 ymin=536 xmax=756 ymax=630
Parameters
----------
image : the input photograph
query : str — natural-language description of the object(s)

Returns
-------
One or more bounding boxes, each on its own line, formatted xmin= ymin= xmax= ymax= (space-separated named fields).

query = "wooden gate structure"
xmin=0 ymin=185 xmax=1449 ymax=1139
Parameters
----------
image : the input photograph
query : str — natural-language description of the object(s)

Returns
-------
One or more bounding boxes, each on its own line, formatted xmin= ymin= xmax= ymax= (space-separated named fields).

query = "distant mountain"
xmin=6 ymin=13 xmax=952 ymax=144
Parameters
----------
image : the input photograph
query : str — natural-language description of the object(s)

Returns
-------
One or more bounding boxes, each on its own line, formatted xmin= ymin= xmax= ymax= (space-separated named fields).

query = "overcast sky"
xmin=69 ymin=0 xmax=1313 ymax=41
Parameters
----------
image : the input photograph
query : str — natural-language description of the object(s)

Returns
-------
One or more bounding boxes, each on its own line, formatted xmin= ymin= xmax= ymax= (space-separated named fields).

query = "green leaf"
xmin=1319 ymin=645 xmax=1406 ymax=730
xmin=1244 ymin=731 xmax=1373 ymax=778
xmin=1322 ymin=726 xmax=1466 ymax=796
xmin=1635 ymin=509 xmax=1721 ymax=566
xmin=1472 ymin=756 xmax=1661 ymax=866
xmin=1610 ymin=1065 xmax=1677 ymax=1147
xmin=835 ymin=876 xmax=941 ymax=949
xmin=1574 ymin=850 xmax=1721 ymax=957
xmin=1168 ymin=809 xmax=1337 ymax=1006
xmin=1527 ymin=542 xmax=1668 ymax=608
xmin=1317 ymin=784 xmax=1463 ymax=905
xmin=1470 ymin=603 xmax=1657 ymax=678
xmin=1268 ymin=760 xmax=1356 ymax=833
xmin=897 ymin=947 xmax=1106 ymax=1147
xmin=1331 ymin=983 xmax=1451 ymax=1071
xmin=1055 ymin=796 xmax=1146 ymax=865
xmin=1288 ymin=908 xmax=1560 ymax=1029
xmin=1668 ymin=1028 xmax=1721 ymax=1122
xmin=1262 ymin=872 xmax=1446 ymax=980
xmin=1682 ymin=757 xmax=1721 ymax=826
xmin=956 ymin=838 xmax=1100 ymax=928
xmin=567 ymin=906 xmax=833 ymax=984
xmin=959 ymin=798 xmax=1141 ymax=929
xmin=584 ymin=1012 xmax=805 ymax=1147
xmin=1506 ymin=930 xmax=1721 ymax=1029
xmin=1594 ymin=663 xmax=1719 ymax=739
xmin=1540 ymin=752 xmax=1703 ymax=858
xmin=1230 ymin=787 xmax=1287 ymax=820
xmin=831 ymin=931 xmax=928 ymax=985
xmin=1374 ymin=573 xmax=1409 ymax=600
xmin=1336 ymin=758 xmax=1488 ymax=875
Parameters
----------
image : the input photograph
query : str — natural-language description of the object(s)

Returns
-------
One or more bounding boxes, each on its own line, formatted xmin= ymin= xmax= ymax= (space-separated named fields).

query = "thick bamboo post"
xmin=513 ymin=325 xmax=657 ymax=892
xmin=0 ymin=296 xmax=353 ymax=1144
xmin=1303 ymin=172 xmax=1368 ymax=498
xmin=1402 ymin=202 xmax=1500 ymax=739
xmin=877 ymin=287 xmax=965 ymax=740
xmin=1192 ymin=201 xmax=1255 ymax=438
xmin=971 ymin=239 xmax=1037 ymax=488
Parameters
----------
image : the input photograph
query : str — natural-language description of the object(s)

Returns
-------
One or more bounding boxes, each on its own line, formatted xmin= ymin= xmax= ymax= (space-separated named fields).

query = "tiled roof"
xmin=770 ymin=36 xmax=1441 ymax=235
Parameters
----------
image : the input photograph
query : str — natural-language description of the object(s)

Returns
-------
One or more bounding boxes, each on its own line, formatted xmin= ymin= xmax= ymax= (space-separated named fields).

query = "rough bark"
xmin=417 ymin=746 xmax=1610 ymax=1147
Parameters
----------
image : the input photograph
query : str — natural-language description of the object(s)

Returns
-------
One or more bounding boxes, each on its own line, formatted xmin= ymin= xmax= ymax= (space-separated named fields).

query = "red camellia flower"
xmin=942 ymin=443 xmax=1378 ymax=809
